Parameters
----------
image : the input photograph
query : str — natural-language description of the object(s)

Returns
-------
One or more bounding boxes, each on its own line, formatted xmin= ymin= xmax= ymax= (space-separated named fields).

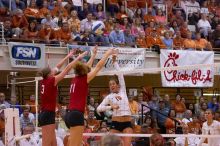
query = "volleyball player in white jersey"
xmin=198 ymin=109 xmax=220 ymax=146
xmin=97 ymin=54 xmax=133 ymax=146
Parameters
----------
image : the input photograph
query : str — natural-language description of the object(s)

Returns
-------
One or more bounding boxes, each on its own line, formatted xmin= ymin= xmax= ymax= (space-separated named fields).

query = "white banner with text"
xmin=160 ymin=50 xmax=214 ymax=87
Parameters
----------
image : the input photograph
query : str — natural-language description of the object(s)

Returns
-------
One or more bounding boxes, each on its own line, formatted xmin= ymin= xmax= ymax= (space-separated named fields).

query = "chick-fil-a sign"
xmin=160 ymin=50 xmax=214 ymax=87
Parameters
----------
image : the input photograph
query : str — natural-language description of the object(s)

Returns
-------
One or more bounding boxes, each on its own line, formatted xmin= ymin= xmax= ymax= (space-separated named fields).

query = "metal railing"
xmin=0 ymin=22 xmax=6 ymax=44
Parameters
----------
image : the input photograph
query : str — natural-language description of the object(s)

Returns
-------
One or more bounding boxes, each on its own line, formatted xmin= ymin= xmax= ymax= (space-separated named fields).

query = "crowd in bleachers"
xmin=0 ymin=87 xmax=220 ymax=145
xmin=0 ymin=0 xmax=219 ymax=50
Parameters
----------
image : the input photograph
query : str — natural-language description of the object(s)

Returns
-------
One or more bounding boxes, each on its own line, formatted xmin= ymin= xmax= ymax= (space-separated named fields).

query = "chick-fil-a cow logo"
xmin=163 ymin=52 xmax=212 ymax=85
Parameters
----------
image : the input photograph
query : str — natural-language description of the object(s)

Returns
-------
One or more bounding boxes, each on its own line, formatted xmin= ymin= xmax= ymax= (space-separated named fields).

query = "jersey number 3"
xmin=41 ymin=85 xmax=45 ymax=94
xmin=70 ymin=84 xmax=75 ymax=93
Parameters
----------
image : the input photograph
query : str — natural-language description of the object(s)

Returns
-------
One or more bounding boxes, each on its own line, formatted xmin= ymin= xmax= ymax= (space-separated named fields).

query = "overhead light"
xmin=203 ymin=93 xmax=220 ymax=96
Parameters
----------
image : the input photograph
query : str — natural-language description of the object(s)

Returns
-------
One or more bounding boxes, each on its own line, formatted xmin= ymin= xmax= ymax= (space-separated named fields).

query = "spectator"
xmin=136 ymin=31 xmax=147 ymax=48
xmin=25 ymin=94 xmax=36 ymax=114
xmin=0 ymin=104 xmax=6 ymax=137
xmin=55 ymin=22 xmax=72 ymax=44
xmin=143 ymin=115 xmax=157 ymax=133
xmin=187 ymin=114 xmax=201 ymax=134
xmin=169 ymin=20 xmax=179 ymax=37
xmin=170 ymin=10 xmax=185 ymax=26
xmin=155 ymin=9 xmax=166 ymax=24
xmin=165 ymin=109 xmax=176 ymax=134
xmin=172 ymin=94 xmax=186 ymax=118
xmin=39 ymin=0 xmax=50 ymax=19
xmin=200 ymin=102 xmax=208 ymax=113
xmin=182 ymin=110 xmax=193 ymax=124
xmin=0 ymin=0 xmax=25 ymax=11
xmin=137 ymin=93 xmax=150 ymax=115
xmin=11 ymin=9 xmax=29 ymax=38
xmin=197 ymin=13 xmax=212 ymax=38
xmin=81 ymin=13 xmax=94 ymax=32
xmin=134 ymin=8 xmax=144 ymax=19
xmin=150 ymin=133 xmax=164 ymax=146
xmin=107 ymin=0 xmax=119 ymax=17
xmin=179 ymin=22 xmax=189 ymax=38
xmin=24 ymin=0 xmax=40 ymax=21
xmin=145 ymin=20 xmax=156 ymax=36
xmin=71 ymin=26 xmax=81 ymax=42
xmin=116 ymin=5 xmax=128 ymax=20
xmin=109 ymin=23 xmax=125 ymax=45
xmin=19 ymin=123 xmax=38 ymax=146
xmin=94 ymin=4 xmax=106 ymax=21
xmin=155 ymin=99 xmax=169 ymax=134
xmin=194 ymin=96 xmax=206 ymax=115
xmin=38 ymin=23 xmax=56 ymax=43
xmin=146 ymin=28 xmax=165 ymax=50
xmin=195 ymin=32 xmax=212 ymax=51
xmin=162 ymin=31 xmax=173 ymax=49
xmin=0 ymin=92 xmax=10 ymax=108
xmin=211 ymin=15 xmax=220 ymax=30
xmin=164 ymin=94 xmax=171 ymax=110
xmin=183 ymin=31 xmax=196 ymax=50
xmin=180 ymin=0 xmax=190 ymax=13
xmin=68 ymin=10 xmax=81 ymax=33
xmin=88 ymin=97 xmax=95 ymax=113
xmin=128 ymin=93 xmax=139 ymax=116
xmin=207 ymin=97 xmax=219 ymax=112
xmin=78 ymin=2 xmax=91 ymax=20
xmin=173 ymin=30 xmax=185 ymax=50
xmin=20 ymin=106 xmax=35 ymax=129
xmin=23 ymin=20 xmax=39 ymax=39
xmin=41 ymin=12 xmax=57 ymax=28
xmin=10 ymin=96 xmax=22 ymax=115
xmin=143 ymin=7 xmax=156 ymax=24
xmin=51 ymin=0 xmax=68 ymax=18
xmin=131 ymin=17 xmax=144 ymax=38
xmin=212 ymin=24 xmax=220 ymax=48
xmin=53 ymin=11 xmax=68 ymax=28
xmin=148 ymin=95 xmax=159 ymax=119
xmin=124 ymin=27 xmax=135 ymax=46
xmin=188 ymin=103 xmax=195 ymax=114
xmin=80 ymin=29 xmax=95 ymax=45
xmin=101 ymin=135 xmax=123 ymax=146
xmin=120 ymin=17 xmax=130 ymax=31
xmin=188 ymin=0 xmax=200 ymax=8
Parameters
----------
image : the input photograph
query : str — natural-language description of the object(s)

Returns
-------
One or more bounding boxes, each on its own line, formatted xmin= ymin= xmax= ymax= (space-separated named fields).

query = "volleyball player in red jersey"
xmin=65 ymin=48 xmax=115 ymax=146
xmin=38 ymin=50 xmax=88 ymax=146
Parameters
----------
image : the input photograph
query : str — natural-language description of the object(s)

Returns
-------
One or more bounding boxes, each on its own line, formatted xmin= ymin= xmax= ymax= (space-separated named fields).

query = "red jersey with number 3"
xmin=40 ymin=76 xmax=57 ymax=112
xmin=69 ymin=75 xmax=88 ymax=113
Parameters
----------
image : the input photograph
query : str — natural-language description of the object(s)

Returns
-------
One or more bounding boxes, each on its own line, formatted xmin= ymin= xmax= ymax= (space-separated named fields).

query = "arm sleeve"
xmin=96 ymin=95 xmax=112 ymax=112
xmin=113 ymin=62 xmax=127 ymax=94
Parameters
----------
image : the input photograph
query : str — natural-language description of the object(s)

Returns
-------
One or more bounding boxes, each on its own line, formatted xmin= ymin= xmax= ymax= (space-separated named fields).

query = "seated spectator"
xmin=24 ymin=0 xmax=40 ymax=21
xmin=51 ymin=0 xmax=68 ymax=18
xmin=38 ymin=23 xmax=57 ymax=43
xmin=200 ymin=102 xmax=208 ymax=114
xmin=154 ymin=8 xmax=166 ymax=24
xmin=25 ymin=95 xmax=36 ymax=114
xmin=180 ymin=0 xmax=190 ymax=13
xmin=157 ymin=22 xmax=168 ymax=36
xmin=78 ymin=2 xmax=91 ymax=20
xmin=212 ymin=24 xmax=220 ymax=48
xmin=150 ymin=133 xmax=164 ymax=146
xmin=197 ymin=13 xmax=211 ymax=38
xmin=172 ymin=94 xmax=186 ymax=118
xmin=41 ymin=12 xmax=58 ymax=29
xmin=10 ymin=96 xmax=22 ymax=115
xmin=187 ymin=114 xmax=201 ymax=134
xmin=194 ymin=96 xmax=206 ymax=115
xmin=124 ymin=27 xmax=135 ymax=46
xmin=55 ymin=22 xmax=72 ymax=44
xmin=53 ymin=11 xmax=68 ymax=28
xmin=116 ymin=5 xmax=128 ymax=20
xmin=71 ymin=26 xmax=81 ymax=42
xmin=165 ymin=109 xmax=176 ymax=134
xmin=0 ymin=0 xmax=25 ymax=11
xmin=104 ymin=17 xmax=115 ymax=36
xmin=107 ymin=0 xmax=119 ymax=17
xmin=136 ymin=31 xmax=147 ymax=48
xmin=80 ymin=29 xmax=95 ymax=46
xmin=143 ymin=7 xmax=156 ymax=24
xmin=134 ymin=8 xmax=144 ymax=19
xmin=101 ymin=135 xmax=123 ymax=146
xmin=195 ymin=32 xmax=212 ymax=51
xmin=23 ymin=20 xmax=39 ymax=39
xmin=131 ymin=17 xmax=144 ymax=38
xmin=128 ymin=93 xmax=139 ymax=116
xmin=162 ymin=31 xmax=173 ymax=49
xmin=143 ymin=115 xmax=158 ymax=133
xmin=68 ymin=10 xmax=81 ymax=33
xmin=146 ymin=28 xmax=165 ymax=50
xmin=211 ymin=15 xmax=220 ymax=30
xmin=109 ymin=23 xmax=125 ymax=45
xmin=170 ymin=10 xmax=185 ymax=27
xmin=81 ymin=13 xmax=94 ymax=32
xmin=11 ymin=9 xmax=29 ymax=38
xmin=20 ymin=106 xmax=35 ymax=129
xmin=0 ymin=93 xmax=10 ymax=108
xmin=183 ymin=31 xmax=196 ymax=50
xmin=94 ymin=4 xmax=106 ymax=21
xmin=120 ymin=17 xmax=130 ymax=31
xmin=173 ymin=30 xmax=185 ymax=49
xmin=182 ymin=110 xmax=193 ymax=124
xmin=137 ymin=93 xmax=150 ymax=115
xmin=207 ymin=97 xmax=219 ymax=112
xmin=39 ymin=0 xmax=50 ymax=19
xmin=169 ymin=20 xmax=179 ymax=37
xmin=19 ymin=123 xmax=38 ymax=146
xmin=145 ymin=20 xmax=156 ymax=36
xmin=179 ymin=22 xmax=189 ymax=38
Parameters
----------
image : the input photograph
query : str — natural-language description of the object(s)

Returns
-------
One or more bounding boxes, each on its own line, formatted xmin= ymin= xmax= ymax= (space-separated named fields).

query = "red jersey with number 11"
xmin=40 ymin=76 xmax=57 ymax=112
xmin=68 ymin=75 xmax=88 ymax=113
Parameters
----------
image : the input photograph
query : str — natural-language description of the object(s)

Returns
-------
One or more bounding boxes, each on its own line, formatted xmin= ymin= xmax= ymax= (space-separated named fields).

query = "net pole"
xmin=35 ymin=78 xmax=39 ymax=132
